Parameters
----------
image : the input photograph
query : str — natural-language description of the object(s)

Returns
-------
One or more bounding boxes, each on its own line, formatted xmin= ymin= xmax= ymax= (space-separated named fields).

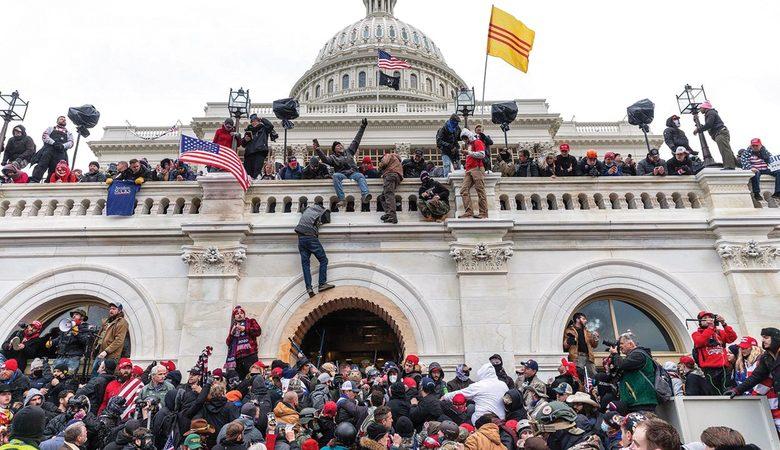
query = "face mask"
xmin=673 ymin=120 xmax=680 ymax=127
xmin=389 ymin=375 xmax=398 ymax=384
xmin=601 ymin=422 xmax=610 ymax=433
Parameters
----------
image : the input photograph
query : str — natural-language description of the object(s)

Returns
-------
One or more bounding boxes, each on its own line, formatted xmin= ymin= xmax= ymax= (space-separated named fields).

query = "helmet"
xmin=67 ymin=394 xmax=91 ymax=412
xmin=335 ymin=421 xmax=357 ymax=445
xmin=531 ymin=401 xmax=578 ymax=433
xmin=299 ymin=408 xmax=317 ymax=425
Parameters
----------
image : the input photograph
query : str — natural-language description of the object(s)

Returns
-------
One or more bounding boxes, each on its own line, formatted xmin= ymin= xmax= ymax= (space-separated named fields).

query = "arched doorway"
xmin=300 ymin=308 xmax=402 ymax=366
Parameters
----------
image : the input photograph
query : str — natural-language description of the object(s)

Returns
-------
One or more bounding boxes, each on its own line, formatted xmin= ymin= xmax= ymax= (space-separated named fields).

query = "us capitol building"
xmin=2 ymin=0 xmax=778 ymax=374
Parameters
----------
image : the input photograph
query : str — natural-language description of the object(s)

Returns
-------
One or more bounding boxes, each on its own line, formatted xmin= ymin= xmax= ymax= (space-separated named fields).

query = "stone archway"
xmin=275 ymin=285 xmax=418 ymax=361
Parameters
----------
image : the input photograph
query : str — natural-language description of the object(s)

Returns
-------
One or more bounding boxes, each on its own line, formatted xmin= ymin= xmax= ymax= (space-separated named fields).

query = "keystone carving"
xmin=182 ymin=245 xmax=247 ymax=276
xmin=450 ymin=242 xmax=514 ymax=273
xmin=717 ymin=240 xmax=779 ymax=271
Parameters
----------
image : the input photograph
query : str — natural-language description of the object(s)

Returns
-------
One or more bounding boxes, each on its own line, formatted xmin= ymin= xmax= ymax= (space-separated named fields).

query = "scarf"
xmin=445 ymin=119 xmax=458 ymax=133
xmin=455 ymin=364 xmax=470 ymax=382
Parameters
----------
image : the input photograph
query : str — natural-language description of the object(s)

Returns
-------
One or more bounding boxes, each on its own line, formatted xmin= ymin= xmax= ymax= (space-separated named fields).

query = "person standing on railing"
xmin=663 ymin=115 xmax=697 ymax=156
xmin=457 ymin=129 xmax=488 ymax=219
xmin=313 ymin=118 xmax=372 ymax=209
xmin=30 ymin=116 xmax=74 ymax=183
xmin=667 ymin=147 xmax=694 ymax=176
xmin=1 ymin=125 xmax=35 ymax=170
xmin=475 ymin=124 xmax=494 ymax=173
xmin=210 ymin=119 xmax=240 ymax=174
xmin=241 ymin=114 xmax=278 ymax=180
xmin=378 ymin=147 xmax=403 ymax=224
xmin=740 ymin=138 xmax=780 ymax=200
xmin=692 ymin=311 xmax=737 ymax=395
xmin=636 ymin=149 xmax=667 ymax=176
xmin=555 ymin=144 xmax=579 ymax=177
xmin=436 ymin=114 xmax=462 ymax=177
xmin=693 ymin=102 xmax=737 ymax=170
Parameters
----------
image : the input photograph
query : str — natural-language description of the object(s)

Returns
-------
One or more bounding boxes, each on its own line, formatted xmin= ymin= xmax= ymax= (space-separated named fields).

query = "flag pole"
xmin=481 ymin=5 xmax=494 ymax=119
xmin=377 ymin=69 xmax=380 ymax=103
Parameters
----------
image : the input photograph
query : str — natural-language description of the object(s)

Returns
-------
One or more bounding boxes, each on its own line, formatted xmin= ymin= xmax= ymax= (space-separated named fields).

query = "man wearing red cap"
xmin=555 ymin=144 xmax=579 ymax=177
xmin=1 ymin=321 xmax=45 ymax=372
xmin=739 ymin=138 xmax=779 ymax=200
xmin=691 ymin=311 xmax=737 ymax=395
xmin=98 ymin=358 xmax=142 ymax=415
xmin=402 ymin=355 xmax=421 ymax=379
xmin=0 ymin=359 xmax=29 ymax=404
xmin=225 ymin=306 xmax=261 ymax=379
xmin=693 ymin=102 xmax=737 ymax=169
xmin=678 ymin=356 xmax=707 ymax=396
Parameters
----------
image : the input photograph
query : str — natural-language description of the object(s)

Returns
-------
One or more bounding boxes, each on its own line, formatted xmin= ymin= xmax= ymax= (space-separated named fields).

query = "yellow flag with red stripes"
xmin=487 ymin=5 xmax=536 ymax=73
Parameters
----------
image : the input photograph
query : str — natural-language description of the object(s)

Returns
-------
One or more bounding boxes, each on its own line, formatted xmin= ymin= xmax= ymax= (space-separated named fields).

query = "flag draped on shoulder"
xmin=487 ymin=5 xmax=536 ymax=73
xmin=119 ymin=377 xmax=144 ymax=420
xmin=179 ymin=135 xmax=251 ymax=190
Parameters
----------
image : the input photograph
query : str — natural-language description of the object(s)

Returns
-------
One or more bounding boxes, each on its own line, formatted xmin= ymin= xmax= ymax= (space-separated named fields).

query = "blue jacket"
xmin=279 ymin=165 xmax=303 ymax=180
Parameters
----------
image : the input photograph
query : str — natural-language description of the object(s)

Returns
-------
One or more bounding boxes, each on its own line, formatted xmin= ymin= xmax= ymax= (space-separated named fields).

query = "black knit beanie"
xmin=10 ymin=406 xmax=46 ymax=445
xmin=366 ymin=422 xmax=387 ymax=441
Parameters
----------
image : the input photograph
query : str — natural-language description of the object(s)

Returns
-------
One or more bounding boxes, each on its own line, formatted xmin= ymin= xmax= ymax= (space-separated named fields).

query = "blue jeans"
xmin=298 ymin=236 xmax=328 ymax=290
xmin=441 ymin=154 xmax=461 ymax=177
xmin=332 ymin=172 xmax=369 ymax=200
xmin=749 ymin=169 xmax=780 ymax=194
xmin=54 ymin=356 xmax=81 ymax=375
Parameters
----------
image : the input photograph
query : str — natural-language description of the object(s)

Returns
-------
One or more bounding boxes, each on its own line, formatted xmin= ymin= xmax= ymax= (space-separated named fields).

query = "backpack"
xmin=636 ymin=349 xmax=674 ymax=403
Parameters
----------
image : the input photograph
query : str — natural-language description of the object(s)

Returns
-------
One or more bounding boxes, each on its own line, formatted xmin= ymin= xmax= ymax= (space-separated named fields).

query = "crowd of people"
xmin=2 ymin=103 xmax=778 ymax=210
xmin=0 ymin=302 xmax=775 ymax=450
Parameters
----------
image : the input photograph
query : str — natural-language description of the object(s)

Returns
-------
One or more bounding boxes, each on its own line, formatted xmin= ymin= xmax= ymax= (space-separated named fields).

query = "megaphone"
xmin=58 ymin=318 xmax=76 ymax=333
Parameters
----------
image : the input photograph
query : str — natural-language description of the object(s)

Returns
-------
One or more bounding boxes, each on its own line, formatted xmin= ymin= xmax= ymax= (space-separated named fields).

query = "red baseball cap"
xmin=751 ymin=138 xmax=762 ymax=146
xmin=460 ymin=423 xmax=475 ymax=434
xmin=739 ymin=336 xmax=758 ymax=349
xmin=2 ymin=359 xmax=18 ymax=372
xmin=405 ymin=354 xmax=419 ymax=365
xmin=697 ymin=311 xmax=714 ymax=320
xmin=560 ymin=143 xmax=570 ymax=151
xmin=271 ymin=367 xmax=283 ymax=378
xmin=452 ymin=393 xmax=466 ymax=406
xmin=252 ymin=360 xmax=267 ymax=369
xmin=161 ymin=360 xmax=176 ymax=372
xmin=322 ymin=401 xmax=337 ymax=417
xmin=403 ymin=377 xmax=417 ymax=389
xmin=118 ymin=358 xmax=133 ymax=368
xmin=679 ymin=356 xmax=695 ymax=366
xmin=132 ymin=365 xmax=144 ymax=377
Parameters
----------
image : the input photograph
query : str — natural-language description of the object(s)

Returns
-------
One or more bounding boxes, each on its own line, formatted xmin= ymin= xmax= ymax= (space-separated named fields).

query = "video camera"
xmin=603 ymin=339 xmax=619 ymax=350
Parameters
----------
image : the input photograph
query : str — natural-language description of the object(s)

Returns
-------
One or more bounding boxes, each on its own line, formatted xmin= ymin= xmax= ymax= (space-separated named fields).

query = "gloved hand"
xmin=361 ymin=118 xmax=368 ymax=128
xmin=726 ymin=388 xmax=738 ymax=399
xmin=105 ymin=178 xmax=113 ymax=185
xmin=54 ymin=142 xmax=65 ymax=151
xmin=134 ymin=177 xmax=144 ymax=185
xmin=566 ymin=334 xmax=576 ymax=346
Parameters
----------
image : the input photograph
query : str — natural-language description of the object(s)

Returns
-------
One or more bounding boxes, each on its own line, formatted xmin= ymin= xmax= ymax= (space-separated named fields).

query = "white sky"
xmin=3 ymin=0 xmax=779 ymax=169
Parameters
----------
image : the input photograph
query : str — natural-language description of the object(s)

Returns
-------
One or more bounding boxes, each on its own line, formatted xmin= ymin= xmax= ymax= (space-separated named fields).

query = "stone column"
xmin=178 ymin=173 xmax=250 ymax=370
xmin=448 ymin=172 xmax=502 ymax=217
xmin=448 ymin=220 xmax=516 ymax=369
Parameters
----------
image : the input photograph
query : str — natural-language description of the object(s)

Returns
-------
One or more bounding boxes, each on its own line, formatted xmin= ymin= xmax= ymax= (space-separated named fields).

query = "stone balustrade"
xmin=0 ymin=170 xmax=775 ymax=222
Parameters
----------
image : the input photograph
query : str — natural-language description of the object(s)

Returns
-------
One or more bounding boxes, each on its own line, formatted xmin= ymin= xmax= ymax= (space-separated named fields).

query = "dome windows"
xmin=376 ymin=25 xmax=384 ymax=38
xmin=401 ymin=28 xmax=409 ymax=41
xmin=339 ymin=33 xmax=347 ymax=46
xmin=351 ymin=28 xmax=357 ymax=42
xmin=410 ymin=74 xmax=418 ymax=90
xmin=439 ymin=83 xmax=445 ymax=97
xmin=425 ymin=77 xmax=432 ymax=92
xmin=423 ymin=36 xmax=430 ymax=51
xmin=358 ymin=71 xmax=367 ymax=88
xmin=389 ymin=26 xmax=396 ymax=39
xmin=363 ymin=26 xmax=370 ymax=39
xmin=327 ymin=79 xmax=334 ymax=94
xmin=412 ymin=32 xmax=420 ymax=45
xmin=304 ymin=91 xmax=309 ymax=102
xmin=342 ymin=74 xmax=350 ymax=90
xmin=315 ymin=85 xmax=321 ymax=97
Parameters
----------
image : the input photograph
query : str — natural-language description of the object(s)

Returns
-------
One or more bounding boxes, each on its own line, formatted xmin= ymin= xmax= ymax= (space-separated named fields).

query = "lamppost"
xmin=455 ymin=87 xmax=476 ymax=129
xmin=0 ymin=91 xmax=29 ymax=154
xmin=228 ymin=88 xmax=251 ymax=151
xmin=676 ymin=84 xmax=716 ymax=167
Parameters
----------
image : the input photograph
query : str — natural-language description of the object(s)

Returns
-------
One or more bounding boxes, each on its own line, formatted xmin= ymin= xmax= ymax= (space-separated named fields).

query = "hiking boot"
xmin=361 ymin=194 xmax=372 ymax=204
xmin=457 ymin=213 xmax=474 ymax=219
xmin=307 ymin=289 xmax=316 ymax=298
xmin=753 ymin=193 xmax=763 ymax=201
xmin=382 ymin=216 xmax=398 ymax=224
xmin=318 ymin=283 xmax=335 ymax=292
xmin=380 ymin=214 xmax=390 ymax=221
xmin=772 ymin=192 xmax=780 ymax=199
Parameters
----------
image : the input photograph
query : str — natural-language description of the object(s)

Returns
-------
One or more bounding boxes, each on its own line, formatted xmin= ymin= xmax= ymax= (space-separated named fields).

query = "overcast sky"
xmin=3 ymin=0 xmax=778 ymax=168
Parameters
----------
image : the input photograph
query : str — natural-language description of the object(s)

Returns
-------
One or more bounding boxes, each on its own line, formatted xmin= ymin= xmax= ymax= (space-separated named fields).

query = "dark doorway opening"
xmin=300 ymin=308 xmax=402 ymax=367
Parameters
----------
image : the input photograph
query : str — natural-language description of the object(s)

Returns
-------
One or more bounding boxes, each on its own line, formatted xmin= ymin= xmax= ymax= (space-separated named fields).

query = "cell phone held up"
xmin=267 ymin=413 xmax=276 ymax=429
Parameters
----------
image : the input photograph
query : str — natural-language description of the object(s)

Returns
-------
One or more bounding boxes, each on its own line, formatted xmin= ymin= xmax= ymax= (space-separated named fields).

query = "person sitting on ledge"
xmin=313 ymin=118 xmax=372 ymax=209
xmin=302 ymin=156 xmax=330 ymax=180
xmin=740 ymin=138 xmax=779 ymax=200
xmin=279 ymin=156 xmax=304 ymax=180
xmin=667 ymin=147 xmax=694 ymax=176
xmin=636 ymin=149 xmax=667 ymax=176
xmin=417 ymin=171 xmax=450 ymax=222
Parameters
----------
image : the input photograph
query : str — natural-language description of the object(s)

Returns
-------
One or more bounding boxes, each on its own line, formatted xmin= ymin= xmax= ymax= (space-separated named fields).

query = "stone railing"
xmin=0 ymin=170 xmax=774 ymax=222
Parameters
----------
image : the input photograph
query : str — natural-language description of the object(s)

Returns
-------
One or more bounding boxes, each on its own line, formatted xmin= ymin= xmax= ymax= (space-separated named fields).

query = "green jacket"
xmin=0 ymin=439 xmax=39 ymax=450
xmin=616 ymin=347 xmax=658 ymax=408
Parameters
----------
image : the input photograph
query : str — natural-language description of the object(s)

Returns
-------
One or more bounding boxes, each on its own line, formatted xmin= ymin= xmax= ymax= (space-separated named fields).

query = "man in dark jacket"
xmin=667 ymin=147 xmax=694 ymax=176
xmin=740 ymin=138 xmax=779 ymax=199
xmin=678 ymin=356 xmax=708 ymax=396
xmin=79 ymin=162 xmax=107 ymax=183
xmin=336 ymin=381 xmax=369 ymax=428
xmin=295 ymin=204 xmax=335 ymax=298
xmin=579 ymin=150 xmax=605 ymax=177
xmin=43 ymin=362 xmax=79 ymax=405
xmin=314 ymin=119 xmax=372 ymax=207
xmin=241 ymin=114 xmax=277 ymax=179
xmin=76 ymin=359 xmax=116 ymax=415
xmin=52 ymin=309 xmax=92 ymax=375
xmin=636 ymin=149 xmax=667 ymax=176
xmin=555 ymin=144 xmax=579 ymax=177
xmin=302 ymin=156 xmax=330 ymax=179
xmin=729 ymin=328 xmax=780 ymax=400
xmin=115 ymin=158 xmax=155 ymax=183
xmin=427 ymin=363 xmax=447 ymax=398
xmin=436 ymin=114 xmax=462 ymax=177
xmin=1 ymin=321 xmax=46 ymax=372
xmin=514 ymin=150 xmax=539 ymax=177
xmin=0 ymin=359 xmax=30 ymax=404
xmin=279 ymin=156 xmax=304 ymax=180
xmin=1 ymin=125 xmax=36 ymax=169
xmin=409 ymin=377 xmax=442 ymax=431
xmin=446 ymin=364 xmax=473 ymax=393
xmin=489 ymin=354 xmax=516 ymax=391
xmin=663 ymin=115 xmax=697 ymax=155
xmin=388 ymin=381 xmax=410 ymax=423
xmin=30 ymin=116 xmax=74 ymax=183
xmin=475 ymin=125 xmax=494 ymax=172
xmin=378 ymin=147 xmax=403 ymax=224
xmin=196 ymin=386 xmax=239 ymax=449
xmin=417 ymin=171 xmax=450 ymax=222
xmin=694 ymin=102 xmax=737 ymax=169
xmin=402 ymin=149 xmax=426 ymax=179
xmin=609 ymin=332 xmax=657 ymax=413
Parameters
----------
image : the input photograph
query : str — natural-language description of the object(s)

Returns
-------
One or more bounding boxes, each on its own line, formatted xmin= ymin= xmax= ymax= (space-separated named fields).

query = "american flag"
xmin=179 ymin=135 xmax=251 ymax=190
xmin=118 ymin=377 xmax=145 ymax=420
xmin=378 ymin=49 xmax=411 ymax=70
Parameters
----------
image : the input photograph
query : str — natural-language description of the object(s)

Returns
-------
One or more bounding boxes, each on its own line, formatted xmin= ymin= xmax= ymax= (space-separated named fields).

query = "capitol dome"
xmin=290 ymin=0 xmax=467 ymax=103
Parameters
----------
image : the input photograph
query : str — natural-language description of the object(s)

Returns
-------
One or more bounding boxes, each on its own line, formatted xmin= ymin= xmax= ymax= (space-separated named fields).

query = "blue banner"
xmin=106 ymin=180 xmax=140 ymax=216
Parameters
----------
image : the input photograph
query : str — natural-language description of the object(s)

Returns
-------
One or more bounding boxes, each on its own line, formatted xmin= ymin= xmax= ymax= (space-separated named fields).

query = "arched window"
xmin=342 ymin=74 xmax=350 ymax=90
xmin=410 ymin=74 xmax=418 ymax=89
xmin=412 ymin=32 xmax=420 ymax=45
xmin=438 ymin=83 xmax=445 ymax=97
xmin=401 ymin=28 xmax=409 ymax=41
xmin=304 ymin=91 xmax=309 ymax=102
xmin=363 ymin=26 xmax=370 ymax=39
xmin=376 ymin=25 xmax=384 ymax=38
xmin=389 ymin=27 xmax=396 ymax=39
xmin=327 ymin=79 xmax=334 ymax=94
xmin=315 ymin=85 xmax=321 ymax=97
xmin=572 ymin=298 xmax=676 ymax=352
xmin=423 ymin=37 xmax=430 ymax=50
xmin=358 ymin=71 xmax=367 ymax=88
xmin=425 ymin=78 xmax=433 ymax=92
xmin=339 ymin=33 xmax=346 ymax=45
xmin=450 ymin=90 xmax=456 ymax=99
xmin=393 ymin=70 xmax=400 ymax=78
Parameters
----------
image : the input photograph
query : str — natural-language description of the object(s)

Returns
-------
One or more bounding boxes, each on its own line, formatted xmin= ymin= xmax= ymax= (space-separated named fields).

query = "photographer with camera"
xmin=241 ymin=114 xmax=277 ymax=180
xmin=92 ymin=303 xmax=129 ymax=376
xmin=608 ymin=332 xmax=658 ymax=413
xmin=691 ymin=311 xmax=737 ymax=395
xmin=1 ymin=322 xmax=46 ymax=372
xmin=43 ymin=394 xmax=102 ymax=444
xmin=562 ymin=313 xmax=600 ymax=377
xmin=50 ymin=309 xmax=93 ymax=376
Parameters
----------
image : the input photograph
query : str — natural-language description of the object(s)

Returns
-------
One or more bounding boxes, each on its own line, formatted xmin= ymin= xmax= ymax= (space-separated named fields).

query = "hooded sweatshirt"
xmin=427 ymin=362 xmax=448 ymax=398
xmin=48 ymin=160 xmax=78 ymax=183
xmin=663 ymin=116 xmax=692 ymax=153
xmin=441 ymin=363 xmax=509 ymax=422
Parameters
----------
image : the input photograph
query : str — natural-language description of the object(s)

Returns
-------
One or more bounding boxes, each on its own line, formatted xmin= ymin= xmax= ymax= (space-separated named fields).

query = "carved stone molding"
xmin=450 ymin=242 xmax=514 ymax=274
xmin=518 ymin=141 xmax=554 ymax=159
xmin=291 ymin=144 xmax=308 ymax=161
xmin=182 ymin=245 xmax=247 ymax=277
xmin=270 ymin=143 xmax=285 ymax=164
xmin=395 ymin=142 xmax=411 ymax=161
xmin=717 ymin=240 xmax=779 ymax=272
